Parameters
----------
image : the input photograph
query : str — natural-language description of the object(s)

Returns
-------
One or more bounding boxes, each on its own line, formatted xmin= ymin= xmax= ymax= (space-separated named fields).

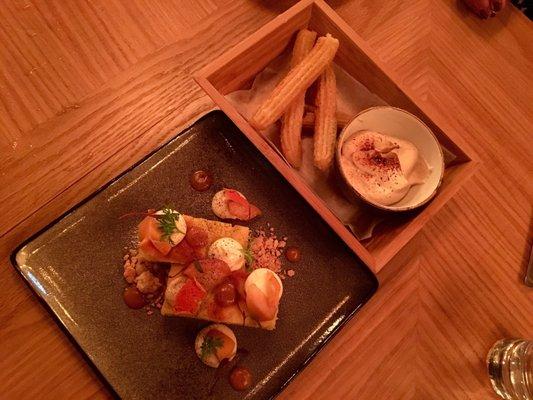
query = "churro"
xmin=280 ymin=29 xmax=317 ymax=168
xmin=302 ymin=111 xmax=315 ymax=130
xmin=250 ymin=34 xmax=339 ymax=130
xmin=302 ymin=109 xmax=350 ymax=131
xmin=313 ymin=64 xmax=337 ymax=171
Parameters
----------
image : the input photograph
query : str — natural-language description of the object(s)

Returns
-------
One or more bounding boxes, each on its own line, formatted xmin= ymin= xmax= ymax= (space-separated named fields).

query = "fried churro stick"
xmin=250 ymin=34 xmax=339 ymax=130
xmin=302 ymin=109 xmax=351 ymax=131
xmin=280 ymin=29 xmax=317 ymax=168
xmin=313 ymin=64 xmax=337 ymax=171
xmin=301 ymin=111 xmax=315 ymax=130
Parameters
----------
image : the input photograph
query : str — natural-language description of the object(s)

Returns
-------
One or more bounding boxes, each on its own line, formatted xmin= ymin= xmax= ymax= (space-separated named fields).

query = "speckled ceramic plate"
xmin=12 ymin=111 xmax=378 ymax=400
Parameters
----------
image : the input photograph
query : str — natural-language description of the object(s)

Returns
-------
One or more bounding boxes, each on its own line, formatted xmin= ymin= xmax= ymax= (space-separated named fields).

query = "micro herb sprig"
xmin=200 ymin=334 xmax=223 ymax=361
xmin=157 ymin=206 xmax=184 ymax=244
xmin=241 ymin=246 xmax=254 ymax=272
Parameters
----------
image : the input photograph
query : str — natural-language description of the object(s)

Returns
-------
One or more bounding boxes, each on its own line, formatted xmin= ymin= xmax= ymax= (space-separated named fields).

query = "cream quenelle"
xmin=340 ymin=130 xmax=430 ymax=206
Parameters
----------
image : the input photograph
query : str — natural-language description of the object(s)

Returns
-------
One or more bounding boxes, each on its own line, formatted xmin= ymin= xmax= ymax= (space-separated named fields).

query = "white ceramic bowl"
xmin=335 ymin=106 xmax=444 ymax=212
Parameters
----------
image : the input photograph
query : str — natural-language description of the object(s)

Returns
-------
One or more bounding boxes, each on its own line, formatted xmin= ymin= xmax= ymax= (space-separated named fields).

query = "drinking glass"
xmin=487 ymin=339 xmax=533 ymax=400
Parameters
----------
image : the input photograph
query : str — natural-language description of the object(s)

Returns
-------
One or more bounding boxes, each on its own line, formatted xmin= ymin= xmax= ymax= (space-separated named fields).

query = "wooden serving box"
xmin=195 ymin=0 xmax=479 ymax=273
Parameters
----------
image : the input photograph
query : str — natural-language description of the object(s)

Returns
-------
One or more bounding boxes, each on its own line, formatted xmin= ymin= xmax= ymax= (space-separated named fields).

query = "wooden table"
xmin=1 ymin=1 xmax=531 ymax=398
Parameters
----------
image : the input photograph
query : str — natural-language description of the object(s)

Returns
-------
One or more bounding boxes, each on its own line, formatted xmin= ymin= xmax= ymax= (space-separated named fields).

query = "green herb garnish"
xmin=200 ymin=334 xmax=223 ymax=360
xmin=241 ymin=246 xmax=254 ymax=272
xmin=157 ymin=206 xmax=184 ymax=244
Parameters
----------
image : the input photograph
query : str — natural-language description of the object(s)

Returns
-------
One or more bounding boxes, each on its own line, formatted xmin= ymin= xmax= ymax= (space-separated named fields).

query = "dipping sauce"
xmin=340 ymin=130 xmax=429 ymax=206
xmin=229 ymin=366 xmax=253 ymax=391
xmin=123 ymin=286 xmax=146 ymax=309
xmin=285 ymin=246 xmax=301 ymax=263
xmin=190 ymin=170 xmax=213 ymax=191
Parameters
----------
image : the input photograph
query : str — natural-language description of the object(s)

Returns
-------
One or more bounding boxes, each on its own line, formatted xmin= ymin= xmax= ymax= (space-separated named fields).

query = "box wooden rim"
xmin=194 ymin=0 xmax=480 ymax=273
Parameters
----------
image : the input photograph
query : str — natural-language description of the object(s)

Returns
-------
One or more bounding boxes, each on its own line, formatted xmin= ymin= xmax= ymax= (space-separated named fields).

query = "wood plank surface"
xmin=0 ymin=1 xmax=532 ymax=399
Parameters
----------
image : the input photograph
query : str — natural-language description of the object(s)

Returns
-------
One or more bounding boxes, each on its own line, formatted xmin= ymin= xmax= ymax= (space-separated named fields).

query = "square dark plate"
xmin=12 ymin=111 xmax=378 ymax=400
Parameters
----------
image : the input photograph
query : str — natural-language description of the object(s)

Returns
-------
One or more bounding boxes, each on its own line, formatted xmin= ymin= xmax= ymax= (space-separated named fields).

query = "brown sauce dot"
xmin=285 ymin=246 xmax=301 ymax=263
xmin=123 ymin=286 xmax=146 ymax=309
xmin=229 ymin=366 xmax=252 ymax=391
xmin=214 ymin=282 xmax=237 ymax=307
xmin=190 ymin=170 xmax=213 ymax=191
